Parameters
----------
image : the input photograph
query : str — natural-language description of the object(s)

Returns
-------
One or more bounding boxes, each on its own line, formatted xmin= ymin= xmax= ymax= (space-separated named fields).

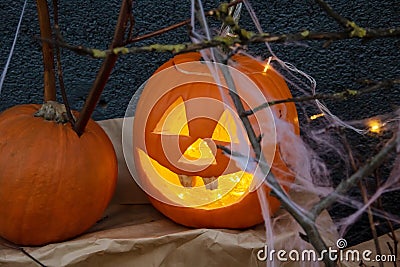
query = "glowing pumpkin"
xmin=0 ymin=104 xmax=118 ymax=245
xmin=132 ymin=52 xmax=299 ymax=228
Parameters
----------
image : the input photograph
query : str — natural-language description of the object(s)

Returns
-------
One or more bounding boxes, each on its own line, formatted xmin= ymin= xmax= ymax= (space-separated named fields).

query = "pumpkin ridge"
xmin=3 ymin=116 xmax=47 ymax=241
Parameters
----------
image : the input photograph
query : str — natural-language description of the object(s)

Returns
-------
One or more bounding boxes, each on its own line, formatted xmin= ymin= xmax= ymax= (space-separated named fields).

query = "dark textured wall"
xmin=1 ymin=1 xmax=399 ymax=245
xmin=1 ymin=1 xmax=399 ymax=119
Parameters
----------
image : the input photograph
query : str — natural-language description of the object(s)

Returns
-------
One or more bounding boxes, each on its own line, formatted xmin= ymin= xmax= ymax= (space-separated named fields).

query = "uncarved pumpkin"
xmin=0 ymin=104 xmax=118 ymax=245
xmin=133 ymin=52 xmax=299 ymax=228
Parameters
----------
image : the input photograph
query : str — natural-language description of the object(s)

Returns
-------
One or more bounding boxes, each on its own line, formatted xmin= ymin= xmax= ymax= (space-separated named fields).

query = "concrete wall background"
xmin=1 ymin=1 xmax=399 ymax=119
xmin=1 ymin=1 xmax=399 ymax=245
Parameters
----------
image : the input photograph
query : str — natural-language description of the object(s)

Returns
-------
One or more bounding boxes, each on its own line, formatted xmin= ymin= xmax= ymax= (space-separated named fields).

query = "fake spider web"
xmin=188 ymin=0 xmax=400 ymax=265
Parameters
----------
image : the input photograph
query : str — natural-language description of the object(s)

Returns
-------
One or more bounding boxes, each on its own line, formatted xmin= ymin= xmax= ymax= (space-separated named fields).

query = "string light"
xmin=310 ymin=113 xmax=325 ymax=120
xmin=368 ymin=119 xmax=382 ymax=133
xmin=262 ymin=57 xmax=272 ymax=74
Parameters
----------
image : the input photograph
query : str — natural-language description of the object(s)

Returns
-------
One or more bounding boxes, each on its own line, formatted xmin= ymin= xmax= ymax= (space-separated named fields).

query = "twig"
xmin=359 ymin=180 xmax=383 ymax=267
xmin=215 ymin=53 xmax=334 ymax=266
xmin=73 ymin=0 xmax=133 ymax=136
xmin=314 ymin=0 xmax=370 ymax=39
xmin=259 ymin=26 xmax=400 ymax=41
xmin=128 ymin=19 xmax=190 ymax=43
xmin=0 ymin=239 xmax=46 ymax=267
xmin=311 ymin=133 xmax=400 ymax=219
xmin=216 ymin=144 xmax=248 ymax=159
xmin=35 ymin=0 xmax=56 ymax=102
xmin=218 ymin=58 xmax=262 ymax=157
xmin=50 ymin=24 xmax=400 ymax=59
xmin=314 ymin=0 xmax=350 ymax=28
xmin=45 ymin=1 xmax=400 ymax=60
xmin=125 ymin=7 xmax=135 ymax=43
xmin=52 ymin=0 xmax=75 ymax=125
xmin=386 ymin=241 xmax=398 ymax=267
xmin=242 ymin=79 xmax=399 ymax=116
xmin=377 ymin=156 xmax=399 ymax=267
xmin=386 ymin=219 xmax=399 ymax=267
xmin=126 ymin=0 xmax=243 ymax=43
xmin=51 ymin=37 xmax=229 ymax=58
xmin=342 ymin=131 xmax=383 ymax=264
xmin=19 ymin=248 xmax=47 ymax=267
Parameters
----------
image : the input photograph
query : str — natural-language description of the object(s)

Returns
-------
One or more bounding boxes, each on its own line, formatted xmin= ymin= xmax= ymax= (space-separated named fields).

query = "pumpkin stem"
xmin=34 ymin=101 xmax=72 ymax=124
xmin=36 ymin=0 xmax=56 ymax=102
xmin=73 ymin=0 xmax=133 ymax=136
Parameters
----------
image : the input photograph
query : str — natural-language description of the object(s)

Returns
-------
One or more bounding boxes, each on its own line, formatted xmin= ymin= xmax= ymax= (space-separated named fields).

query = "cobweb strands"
xmin=187 ymin=0 xmax=400 ymax=265
xmin=188 ymin=1 xmax=339 ymax=266
xmin=241 ymin=0 xmax=400 ymax=246
xmin=0 ymin=0 xmax=27 ymax=95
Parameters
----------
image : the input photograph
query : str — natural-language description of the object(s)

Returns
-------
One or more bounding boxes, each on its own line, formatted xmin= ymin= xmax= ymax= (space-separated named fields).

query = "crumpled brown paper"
xmin=0 ymin=118 xmax=344 ymax=267
xmin=345 ymin=233 xmax=399 ymax=266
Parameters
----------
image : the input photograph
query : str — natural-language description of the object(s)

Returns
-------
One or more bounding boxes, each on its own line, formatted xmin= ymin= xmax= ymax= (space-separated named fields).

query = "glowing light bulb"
xmin=368 ymin=119 xmax=382 ymax=133
xmin=310 ymin=113 xmax=325 ymax=120
xmin=263 ymin=57 xmax=272 ymax=74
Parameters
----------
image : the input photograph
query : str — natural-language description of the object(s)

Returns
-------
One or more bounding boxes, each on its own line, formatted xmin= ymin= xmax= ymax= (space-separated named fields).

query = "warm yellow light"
xmin=262 ymin=57 xmax=272 ymax=74
xmin=368 ymin=119 xmax=382 ymax=133
xmin=310 ymin=113 xmax=325 ymax=120
xmin=179 ymin=138 xmax=217 ymax=165
xmin=212 ymin=109 xmax=239 ymax=143
xmin=153 ymin=96 xmax=190 ymax=136
xmin=263 ymin=64 xmax=269 ymax=73
xmin=137 ymin=149 xmax=254 ymax=209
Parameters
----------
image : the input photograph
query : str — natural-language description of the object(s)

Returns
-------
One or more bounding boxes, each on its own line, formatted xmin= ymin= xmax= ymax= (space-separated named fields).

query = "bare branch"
xmin=314 ymin=0 xmax=375 ymax=39
xmin=50 ymin=24 xmax=400 ymax=59
xmin=242 ymin=79 xmax=399 ymax=116
xmin=311 ymin=133 xmax=400 ymax=219
xmin=73 ymin=0 xmax=133 ymax=136
xmin=0 ymin=239 xmax=46 ymax=267
xmin=126 ymin=0 xmax=243 ymax=43
xmin=359 ymin=180 xmax=384 ymax=267
xmin=215 ymin=53 xmax=334 ymax=266
xmin=36 ymin=0 xmax=56 ymax=101
xmin=314 ymin=0 xmax=350 ymax=28
xmin=128 ymin=19 xmax=191 ymax=43
xmin=52 ymin=0 xmax=75 ymax=125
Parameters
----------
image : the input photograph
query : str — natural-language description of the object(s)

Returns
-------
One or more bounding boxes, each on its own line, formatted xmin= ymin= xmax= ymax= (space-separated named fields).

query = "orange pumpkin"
xmin=132 ymin=52 xmax=299 ymax=228
xmin=0 ymin=104 xmax=118 ymax=245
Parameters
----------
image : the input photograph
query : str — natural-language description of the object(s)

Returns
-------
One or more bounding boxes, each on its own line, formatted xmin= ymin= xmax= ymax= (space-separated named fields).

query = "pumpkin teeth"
xmin=178 ymin=174 xmax=195 ymax=187
xmin=177 ymin=175 xmax=219 ymax=190
xmin=202 ymin=176 xmax=218 ymax=190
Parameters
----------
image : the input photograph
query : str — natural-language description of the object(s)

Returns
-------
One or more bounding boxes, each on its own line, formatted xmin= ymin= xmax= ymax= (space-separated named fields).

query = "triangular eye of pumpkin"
xmin=212 ymin=109 xmax=240 ymax=143
xmin=152 ymin=96 xmax=190 ymax=136
xmin=178 ymin=138 xmax=217 ymax=166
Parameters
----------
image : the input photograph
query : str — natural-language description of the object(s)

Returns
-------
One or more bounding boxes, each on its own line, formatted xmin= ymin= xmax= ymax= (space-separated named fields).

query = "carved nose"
xmin=178 ymin=138 xmax=217 ymax=166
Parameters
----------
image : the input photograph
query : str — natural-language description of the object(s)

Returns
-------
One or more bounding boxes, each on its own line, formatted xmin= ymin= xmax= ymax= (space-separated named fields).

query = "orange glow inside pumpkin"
xmin=155 ymin=96 xmax=245 ymax=168
xmin=129 ymin=53 xmax=299 ymax=228
xmin=212 ymin=109 xmax=240 ymax=143
xmin=136 ymin=96 xmax=258 ymax=208
xmin=131 ymin=55 xmax=294 ymax=212
xmin=179 ymin=138 xmax=216 ymax=165
xmin=137 ymin=148 xmax=254 ymax=209
xmin=152 ymin=96 xmax=190 ymax=136
xmin=137 ymin=96 xmax=256 ymax=208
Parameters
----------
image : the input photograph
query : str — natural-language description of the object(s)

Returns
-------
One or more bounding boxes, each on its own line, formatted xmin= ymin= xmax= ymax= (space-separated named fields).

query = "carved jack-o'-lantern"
xmin=131 ymin=52 xmax=299 ymax=228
